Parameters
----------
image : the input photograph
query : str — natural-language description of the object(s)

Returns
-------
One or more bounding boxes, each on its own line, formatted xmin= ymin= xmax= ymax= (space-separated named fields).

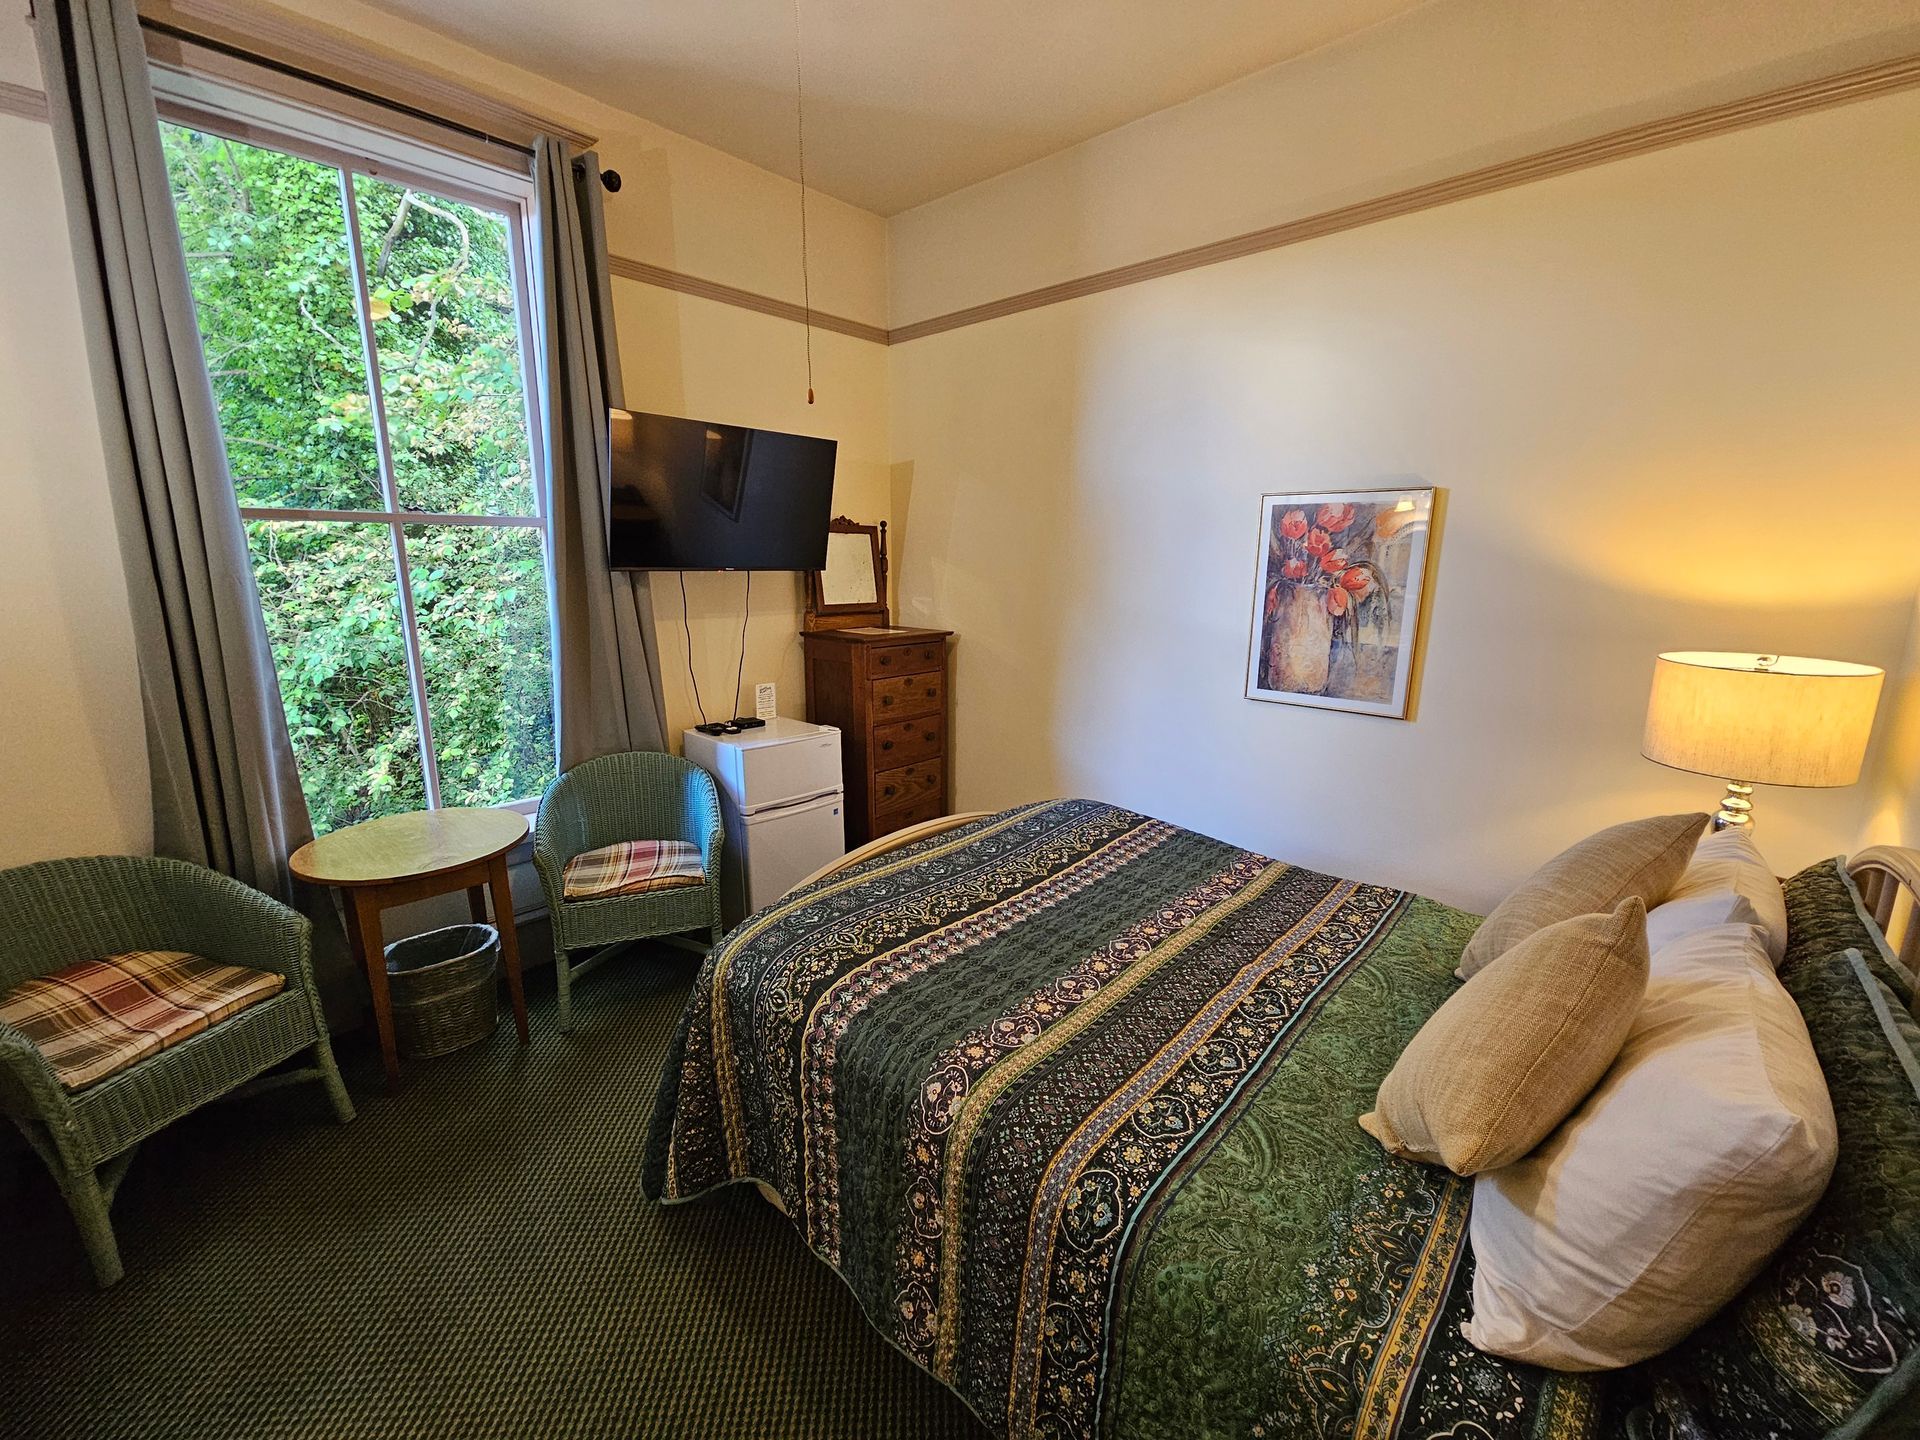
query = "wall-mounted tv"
xmin=606 ymin=409 xmax=837 ymax=571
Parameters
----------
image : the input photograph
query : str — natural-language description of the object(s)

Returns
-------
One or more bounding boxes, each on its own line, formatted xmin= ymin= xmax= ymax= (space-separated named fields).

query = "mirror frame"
xmin=806 ymin=516 xmax=889 ymax=630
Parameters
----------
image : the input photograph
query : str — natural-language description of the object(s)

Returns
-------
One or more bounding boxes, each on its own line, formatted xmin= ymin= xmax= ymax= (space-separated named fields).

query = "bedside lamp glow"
xmin=1643 ymin=652 xmax=1883 ymax=830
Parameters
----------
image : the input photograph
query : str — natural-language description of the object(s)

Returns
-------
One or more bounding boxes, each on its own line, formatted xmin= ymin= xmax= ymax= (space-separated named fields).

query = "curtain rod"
xmin=137 ymin=14 xmax=536 ymax=159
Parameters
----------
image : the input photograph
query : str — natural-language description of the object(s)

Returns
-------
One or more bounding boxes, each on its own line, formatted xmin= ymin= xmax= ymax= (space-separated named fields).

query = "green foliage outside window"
xmin=162 ymin=125 xmax=554 ymax=832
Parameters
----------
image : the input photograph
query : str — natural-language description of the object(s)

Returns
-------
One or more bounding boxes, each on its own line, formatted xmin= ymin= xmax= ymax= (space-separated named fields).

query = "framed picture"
xmin=1244 ymin=487 xmax=1435 ymax=718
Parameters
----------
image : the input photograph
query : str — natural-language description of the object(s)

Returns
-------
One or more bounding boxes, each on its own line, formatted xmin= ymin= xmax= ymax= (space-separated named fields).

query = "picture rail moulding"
xmin=9 ymin=11 xmax=1918 ymax=348
xmin=885 ymin=49 xmax=1920 ymax=344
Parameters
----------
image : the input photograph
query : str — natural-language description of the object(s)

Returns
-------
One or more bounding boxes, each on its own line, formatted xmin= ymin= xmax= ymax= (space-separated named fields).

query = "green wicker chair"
xmin=533 ymin=752 xmax=725 ymax=1031
xmin=0 ymin=855 xmax=353 ymax=1286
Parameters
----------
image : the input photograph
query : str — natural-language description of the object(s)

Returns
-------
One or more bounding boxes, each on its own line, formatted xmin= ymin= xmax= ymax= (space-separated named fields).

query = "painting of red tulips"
xmin=1245 ymin=488 xmax=1435 ymax=718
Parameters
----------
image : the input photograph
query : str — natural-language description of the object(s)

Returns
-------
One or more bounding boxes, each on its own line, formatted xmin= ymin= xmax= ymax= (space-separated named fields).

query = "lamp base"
xmin=1713 ymin=780 xmax=1755 ymax=831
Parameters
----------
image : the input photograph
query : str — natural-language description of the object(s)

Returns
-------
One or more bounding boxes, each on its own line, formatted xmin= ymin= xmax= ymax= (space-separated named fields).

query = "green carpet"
xmin=0 ymin=945 xmax=985 ymax=1440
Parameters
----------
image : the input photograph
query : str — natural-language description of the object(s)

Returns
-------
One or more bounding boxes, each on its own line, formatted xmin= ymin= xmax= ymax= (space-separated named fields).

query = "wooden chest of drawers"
xmin=802 ymin=626 xmax=954 ymax=846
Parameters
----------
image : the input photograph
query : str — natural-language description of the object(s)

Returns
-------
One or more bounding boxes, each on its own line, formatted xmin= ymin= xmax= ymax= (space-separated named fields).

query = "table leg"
xmin=348 ymin=888 xmax=401 ymax=1092
xmin=489 ymin=855 xmax=530 ymax=1043
xmin=467 ymin=885 xmax=490 ymax=924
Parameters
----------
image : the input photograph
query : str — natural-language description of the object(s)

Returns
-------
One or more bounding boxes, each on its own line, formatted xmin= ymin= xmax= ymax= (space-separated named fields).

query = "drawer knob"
xmin=881 ymin=740 xmax=894 ymax=751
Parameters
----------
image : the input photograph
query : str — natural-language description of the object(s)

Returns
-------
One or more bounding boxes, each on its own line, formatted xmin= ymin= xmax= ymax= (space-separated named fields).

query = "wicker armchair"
xmin=533 ymin=752 xmax=725 ymax=1031
xmin=0 ymin=855 xmax=353 ymax=1286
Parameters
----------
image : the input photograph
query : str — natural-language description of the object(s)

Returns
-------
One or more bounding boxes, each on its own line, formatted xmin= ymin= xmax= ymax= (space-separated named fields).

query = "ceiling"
xmin=354 ymin=0 xmax=1434 ymax=216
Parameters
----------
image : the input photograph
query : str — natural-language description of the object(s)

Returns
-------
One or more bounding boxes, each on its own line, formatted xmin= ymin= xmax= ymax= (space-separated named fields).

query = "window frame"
xmin=153 ymin=65 xmax=555 ymax=820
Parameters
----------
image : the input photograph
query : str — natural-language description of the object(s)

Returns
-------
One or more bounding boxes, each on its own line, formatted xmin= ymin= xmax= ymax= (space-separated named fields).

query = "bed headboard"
xmin=1849 ymin=844 xmax=1920 ymax=1010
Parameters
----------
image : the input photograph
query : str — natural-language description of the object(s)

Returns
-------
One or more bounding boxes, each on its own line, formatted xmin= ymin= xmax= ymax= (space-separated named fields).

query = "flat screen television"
xmin=606 ymin=409 xmax=837 ymax=571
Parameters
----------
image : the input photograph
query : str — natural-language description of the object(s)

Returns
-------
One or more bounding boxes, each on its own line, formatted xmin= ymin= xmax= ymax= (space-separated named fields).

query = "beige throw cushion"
xmin=1457 ymin=814 xmax=1706 ymax=979
xmin=1361 ymin=898 xmax=1649 ymax=1175
xmin=1467 ymin=921 xmax=1837 ymax=1371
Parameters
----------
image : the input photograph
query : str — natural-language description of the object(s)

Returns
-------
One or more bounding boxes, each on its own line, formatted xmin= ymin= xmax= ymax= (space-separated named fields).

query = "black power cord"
xmin=679 ymin=570 xmax=709 ymax=728
xmin=732 ymin=571 xmax=751 ymax=721
xmin=683 ymin=570 xmax=767 ymax=737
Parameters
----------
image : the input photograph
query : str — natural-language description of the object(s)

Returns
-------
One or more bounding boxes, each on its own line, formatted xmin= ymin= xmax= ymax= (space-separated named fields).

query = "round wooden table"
xmin=292 ymin=807 xmax=531 ymax=1091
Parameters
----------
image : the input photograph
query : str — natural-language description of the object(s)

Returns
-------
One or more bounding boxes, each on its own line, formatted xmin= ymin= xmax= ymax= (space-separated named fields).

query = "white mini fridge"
xmin=682 ymin=718 xmax=845 ymax=926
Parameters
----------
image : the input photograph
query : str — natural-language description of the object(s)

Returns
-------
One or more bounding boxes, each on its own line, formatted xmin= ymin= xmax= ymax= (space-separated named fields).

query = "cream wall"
xmin=1865 ymin=595 xmax=1920 ymax=849
xmin=0 ymin=3 xmax=892 ymax=880
xmin=888 ymin=88 xmax=1920 ymax=911
xmin=615 ymin=285 xmax=892 ymax=741
xmin=7 ymin=0 xmax=1920 ymax=909
xmin=888 ymin=0 xmax=1920 ymax=327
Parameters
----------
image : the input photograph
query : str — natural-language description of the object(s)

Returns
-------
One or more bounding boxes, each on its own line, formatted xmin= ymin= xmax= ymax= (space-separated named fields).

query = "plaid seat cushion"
xmin=0 ymin=950 xmax=286 ymax=1092
xmin=562 ymin=839 xmax=707 ymax=901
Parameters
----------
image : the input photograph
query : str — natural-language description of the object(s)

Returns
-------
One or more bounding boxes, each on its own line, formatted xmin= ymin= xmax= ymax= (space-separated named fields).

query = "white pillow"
xmin=1644 ymin=888 xmax=1760 ymax=958
xmin=1662 ymin=828 xmax=1788 ymax=967
xmin=1466 ymin=921 xmax=1836 ymax=1371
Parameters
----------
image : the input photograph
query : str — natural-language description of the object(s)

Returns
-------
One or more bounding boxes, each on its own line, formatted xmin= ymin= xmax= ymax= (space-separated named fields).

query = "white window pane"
xmin=169 ymin=110 xmax=554 ymax=831
xmin=162 ymin=125 xmax=384 ymax=512
xmin=353 ymin=174 xmax=537 ymax=518
xmin=404 ymin=524 xmax=554 ymax=807
xmin=246 ymin=519 xmax=427 ymax=828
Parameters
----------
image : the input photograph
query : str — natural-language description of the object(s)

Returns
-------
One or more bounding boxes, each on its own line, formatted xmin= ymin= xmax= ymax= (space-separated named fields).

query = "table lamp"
xmin=1642 ymin=652 xmax=1884 ymax=829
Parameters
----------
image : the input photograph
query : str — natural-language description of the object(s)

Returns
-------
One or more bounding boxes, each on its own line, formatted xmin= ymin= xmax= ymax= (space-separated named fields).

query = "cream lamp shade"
xmin=1643 ymin=652 xmax=1884 ymax=828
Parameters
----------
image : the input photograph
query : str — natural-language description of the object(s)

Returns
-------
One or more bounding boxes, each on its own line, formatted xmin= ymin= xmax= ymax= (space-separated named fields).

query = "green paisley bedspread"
xmin=642 ymin=799 xmax=1601 ymax=1440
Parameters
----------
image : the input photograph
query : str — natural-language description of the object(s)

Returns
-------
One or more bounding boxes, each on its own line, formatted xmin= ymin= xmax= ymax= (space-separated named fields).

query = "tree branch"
xmin=366 ymin=189 xmax=478 ymax=371
xmin=215 ymin=139 xmax=251 ymax=215
xmin=297 ymin=296 xmax=359 ymax=363
xmin=372 ymin=193 xmax=409 ymax=279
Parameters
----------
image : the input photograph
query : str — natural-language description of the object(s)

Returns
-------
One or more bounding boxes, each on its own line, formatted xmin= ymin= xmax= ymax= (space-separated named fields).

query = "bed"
xmin=642 ymin=799 xmax=1920 ymax=1440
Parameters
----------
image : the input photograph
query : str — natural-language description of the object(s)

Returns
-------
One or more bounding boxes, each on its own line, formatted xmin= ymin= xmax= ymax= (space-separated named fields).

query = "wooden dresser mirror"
xmin=805 ymin=516 xmax=889 ymax=631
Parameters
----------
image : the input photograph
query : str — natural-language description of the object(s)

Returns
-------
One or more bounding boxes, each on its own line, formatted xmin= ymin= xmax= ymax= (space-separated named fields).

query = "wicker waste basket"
xmin=384 ymin=923 xmax=500 ymax=1060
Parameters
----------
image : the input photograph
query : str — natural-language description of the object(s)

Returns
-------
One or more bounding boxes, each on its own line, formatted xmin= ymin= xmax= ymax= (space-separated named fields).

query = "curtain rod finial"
xmin=570 ymin=159 xmax=621 ymax=192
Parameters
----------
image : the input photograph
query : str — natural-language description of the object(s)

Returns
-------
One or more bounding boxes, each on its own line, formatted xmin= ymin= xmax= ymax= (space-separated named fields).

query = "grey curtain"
xmin=34 ymin=0 xmax=353 ymax=1016
xmin=533 ymin=138 xmax=668 ymax=767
